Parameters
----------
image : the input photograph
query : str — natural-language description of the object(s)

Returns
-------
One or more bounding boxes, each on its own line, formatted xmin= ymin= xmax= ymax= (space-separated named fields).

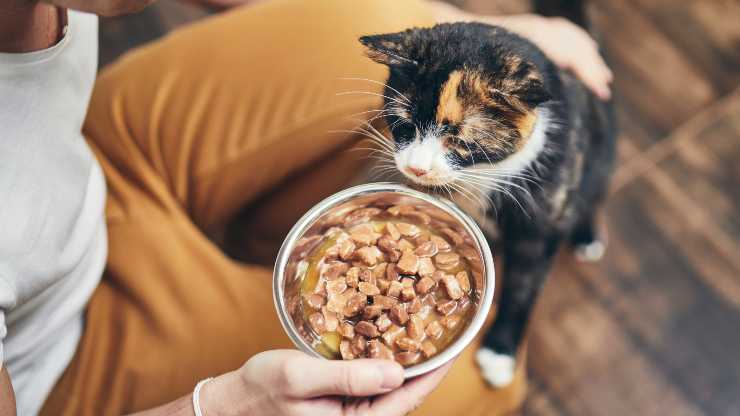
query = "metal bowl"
xmin=273 ymin=182 xmax=495 ymax=378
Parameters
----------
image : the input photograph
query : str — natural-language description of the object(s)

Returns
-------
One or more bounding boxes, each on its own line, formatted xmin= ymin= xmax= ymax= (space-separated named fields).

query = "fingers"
xmin=556 ymin=20 xmax=613 ymax=101
xmin=274 ymin=352 xmax=404 ymax=399
xmin=569 ymin=46 xmax=613 ymax=101
xmin=368 ymin=360 xmax=454 ymax=416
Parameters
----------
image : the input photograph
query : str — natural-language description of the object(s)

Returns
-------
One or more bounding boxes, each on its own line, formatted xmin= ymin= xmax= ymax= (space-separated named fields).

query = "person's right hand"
xmin=200 ymin=350 xmax=452 ymax=416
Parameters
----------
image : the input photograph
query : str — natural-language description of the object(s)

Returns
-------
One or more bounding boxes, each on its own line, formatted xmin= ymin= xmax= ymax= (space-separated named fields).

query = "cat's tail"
xmin=532 ymin=0 xmax=588 ymax=29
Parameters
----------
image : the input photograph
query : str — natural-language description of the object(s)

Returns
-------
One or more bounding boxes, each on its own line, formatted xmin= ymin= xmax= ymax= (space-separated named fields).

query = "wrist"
xmin=198 ymin=371 xmax=252 ymax=416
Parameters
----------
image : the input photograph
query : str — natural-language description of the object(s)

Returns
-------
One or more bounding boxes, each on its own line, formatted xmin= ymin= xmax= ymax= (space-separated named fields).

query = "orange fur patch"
xmin=436 ymin=70 xmax=465 ymax=124
xmin=436 ymin=65 xmax=541 ymax=157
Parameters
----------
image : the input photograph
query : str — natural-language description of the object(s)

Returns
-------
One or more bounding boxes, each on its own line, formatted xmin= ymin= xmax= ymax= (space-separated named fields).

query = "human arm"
xmin=428 ymin=1 xmax=613 ymax=100
xmin=129 ymin=350 xmax=451 ymax=416
xmin=0 ymin=368 xmax=16 ymax=416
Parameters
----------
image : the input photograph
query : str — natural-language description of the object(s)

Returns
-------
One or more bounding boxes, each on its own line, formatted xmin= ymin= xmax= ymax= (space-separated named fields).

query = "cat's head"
xmin=359 ymin=23 xmax=553 ymax=189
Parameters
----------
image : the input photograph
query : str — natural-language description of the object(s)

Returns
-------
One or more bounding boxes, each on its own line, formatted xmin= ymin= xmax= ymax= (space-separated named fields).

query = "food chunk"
xmin=355 ymin=321 xmax=380 ymax=338
xmin=396 ymin=250 xmax=419 ymax=274
xmin=441 ymin=275 xmax=464 ymax=300
xmin=297 ymin=210 xmax=480 ymax=367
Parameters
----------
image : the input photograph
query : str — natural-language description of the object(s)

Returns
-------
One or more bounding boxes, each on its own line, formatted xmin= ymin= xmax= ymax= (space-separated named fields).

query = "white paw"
xmin=476 ymin=348 xmax=516 ymax=387
xmin=574 ymin=240 xmax=606 ymax=263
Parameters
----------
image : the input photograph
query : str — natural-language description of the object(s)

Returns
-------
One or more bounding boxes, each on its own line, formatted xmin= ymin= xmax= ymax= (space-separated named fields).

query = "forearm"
xmin=0 ymin=0 xmax=65 ymax=53
xmin=127 ymin=395 xmax=195 ymax=416
xmin=0 ymin=368 xmax=17 ymax=416
xmin=127 ymin=371 xmax=247 ymax=416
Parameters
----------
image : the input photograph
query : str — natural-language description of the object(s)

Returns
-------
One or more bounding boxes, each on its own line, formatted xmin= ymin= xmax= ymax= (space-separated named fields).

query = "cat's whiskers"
xmin=451 ymin=181 xmax=491 ymax=212
xmin=460 ymin=169 xmax=542 ymax=189
xmin=338 ymin=77 xmax=411 ymax=104
xmin=453 ymin=173 xmax=531 ymax=218
xmin=365 ymin=105 xmax=408 ymax=125
xmin=458 ymin=172 xmax=532 ymax=198
xmin=334 ymin=119 xmax=397 ymax=150
xmin=328 ymin=128 xmax=395 ymax=154
xmin=362 ymin=121 xmax=394 ymax=146
xmin=335 ymin=90 xmax=409 ymax=109
xmin=369 ymin=162 xmax=402 ymax=181
xmin=344 ymin=108 xmax=390 ymax=119
xmin=458 ymin=171 xmax=534 ymax=201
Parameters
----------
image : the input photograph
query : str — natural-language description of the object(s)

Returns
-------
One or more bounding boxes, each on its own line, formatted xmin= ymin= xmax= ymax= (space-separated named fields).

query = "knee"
xmin=321 ymin=0 xmax=434 ymax=38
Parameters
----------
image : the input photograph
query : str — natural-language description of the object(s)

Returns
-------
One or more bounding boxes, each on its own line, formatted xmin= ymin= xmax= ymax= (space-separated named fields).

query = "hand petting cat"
xmin=429 ymin=1 xmax=614 ymax=100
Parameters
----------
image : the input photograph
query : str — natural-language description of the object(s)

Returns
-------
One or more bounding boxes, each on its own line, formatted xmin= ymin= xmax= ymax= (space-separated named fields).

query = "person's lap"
xmin=42 ymin=0 xmax=526 ymax=414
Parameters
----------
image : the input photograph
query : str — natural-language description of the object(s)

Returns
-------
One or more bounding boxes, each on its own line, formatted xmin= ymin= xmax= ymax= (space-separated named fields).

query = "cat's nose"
xmin=406 ymin=166 xmax=428 ymax=177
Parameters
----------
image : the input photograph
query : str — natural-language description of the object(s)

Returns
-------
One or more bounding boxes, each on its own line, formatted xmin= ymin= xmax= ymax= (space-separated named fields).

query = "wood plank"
xmin=527 ymin=253 xmax=703 ymax=416
xmin=660 ymin=117 xmax=740 ymax=244
xmin=589 ymin=0 xmax=716 ymax=145
xmin=522 ymin=379 xmax=566 ymax=416
xmin=628 ymin=0 xmax=740 ymax=94
xmin=527 ymin=171 xmax=740 ymax=415
xmin=612 ymin=88 xmax=740 ymax=193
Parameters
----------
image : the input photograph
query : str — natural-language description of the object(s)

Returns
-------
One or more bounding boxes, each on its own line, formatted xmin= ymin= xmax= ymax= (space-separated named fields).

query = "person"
xmin=0 ymin=0 xmax=612 ymax=414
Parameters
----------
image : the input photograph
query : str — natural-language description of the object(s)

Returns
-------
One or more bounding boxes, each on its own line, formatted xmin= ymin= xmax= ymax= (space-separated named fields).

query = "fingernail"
xmin=378 ymin=362 xmax=404 ymax=390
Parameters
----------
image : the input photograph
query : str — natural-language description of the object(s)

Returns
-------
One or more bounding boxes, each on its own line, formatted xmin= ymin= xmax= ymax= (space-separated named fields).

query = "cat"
xmin=357 ymin=3 xmax=616 ymax=387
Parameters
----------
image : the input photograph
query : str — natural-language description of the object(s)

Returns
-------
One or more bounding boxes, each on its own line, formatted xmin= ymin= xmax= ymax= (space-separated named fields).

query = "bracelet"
xmin=192 ymin=377 xmax=214 ymax=416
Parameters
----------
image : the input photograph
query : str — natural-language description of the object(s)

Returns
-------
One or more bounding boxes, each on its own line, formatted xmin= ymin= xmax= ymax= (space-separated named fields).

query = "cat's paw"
xmin=574 ymin=239 xmax=606 ymax=262
xmin=476 ymin=347 xmax=516 ymax=387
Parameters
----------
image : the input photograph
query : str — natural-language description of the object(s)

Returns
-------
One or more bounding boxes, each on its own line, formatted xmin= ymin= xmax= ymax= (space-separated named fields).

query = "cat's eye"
xmin=392 ymin=122 xmax=416 ymax=143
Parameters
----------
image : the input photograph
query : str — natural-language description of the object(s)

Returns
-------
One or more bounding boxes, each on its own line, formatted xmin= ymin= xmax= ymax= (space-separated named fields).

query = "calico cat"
xmin=358 ymin=5 xmax=616 ymax=386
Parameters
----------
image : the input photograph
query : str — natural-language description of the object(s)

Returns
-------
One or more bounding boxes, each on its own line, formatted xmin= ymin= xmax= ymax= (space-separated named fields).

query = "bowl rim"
xmin=272 ymin=182 xmax=495 ymax=378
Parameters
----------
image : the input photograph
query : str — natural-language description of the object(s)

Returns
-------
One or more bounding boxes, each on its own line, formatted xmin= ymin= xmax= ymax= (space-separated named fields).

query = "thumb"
xmin=278 ymin=353 xmax=404 ymax=398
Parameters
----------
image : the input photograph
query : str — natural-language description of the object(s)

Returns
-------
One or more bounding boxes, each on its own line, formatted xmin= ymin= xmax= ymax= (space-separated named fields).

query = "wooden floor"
xmin=98 ymin=1 xmax=740 ymax=415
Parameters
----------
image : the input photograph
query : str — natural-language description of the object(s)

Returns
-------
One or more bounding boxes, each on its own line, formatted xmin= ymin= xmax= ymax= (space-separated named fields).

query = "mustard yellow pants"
xmin=41 ymin=1 xmax=525 ymax=414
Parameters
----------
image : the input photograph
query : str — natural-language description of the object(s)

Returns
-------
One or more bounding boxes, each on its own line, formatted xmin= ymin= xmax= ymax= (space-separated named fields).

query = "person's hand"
xmin=429 ymin=2 xmax=613 ymax=100
xmin=200 ymin=350 xmax=453 ymax=415
xmin=496 ymin=14 xmax=614 ymax=100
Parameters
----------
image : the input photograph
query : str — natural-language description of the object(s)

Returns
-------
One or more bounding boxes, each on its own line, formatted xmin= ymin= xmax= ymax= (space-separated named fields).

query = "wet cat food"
xmin=296 ymin=204 xmax=481 ymax=367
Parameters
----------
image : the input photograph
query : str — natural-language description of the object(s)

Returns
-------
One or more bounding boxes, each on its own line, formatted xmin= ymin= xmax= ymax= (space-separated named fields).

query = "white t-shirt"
xmin=0 ymin=11 xmax=105 ymax=415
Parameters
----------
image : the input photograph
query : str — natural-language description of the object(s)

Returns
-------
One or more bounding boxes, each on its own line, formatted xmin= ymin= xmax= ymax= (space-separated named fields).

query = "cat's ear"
xmin=359 ymin=33 xmax=418 ymax=67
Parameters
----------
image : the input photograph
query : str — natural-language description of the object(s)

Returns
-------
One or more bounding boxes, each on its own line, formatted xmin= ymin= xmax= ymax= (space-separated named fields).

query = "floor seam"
xmin=644 ymin=165 xmax=740 ymax=275
xmin=610 ymin=86 xmax=740 ymax=194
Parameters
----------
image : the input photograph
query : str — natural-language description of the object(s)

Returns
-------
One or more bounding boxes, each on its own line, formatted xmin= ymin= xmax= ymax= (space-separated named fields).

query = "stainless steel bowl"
xmin=273 ymin=182 xmax=495 ymax=378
